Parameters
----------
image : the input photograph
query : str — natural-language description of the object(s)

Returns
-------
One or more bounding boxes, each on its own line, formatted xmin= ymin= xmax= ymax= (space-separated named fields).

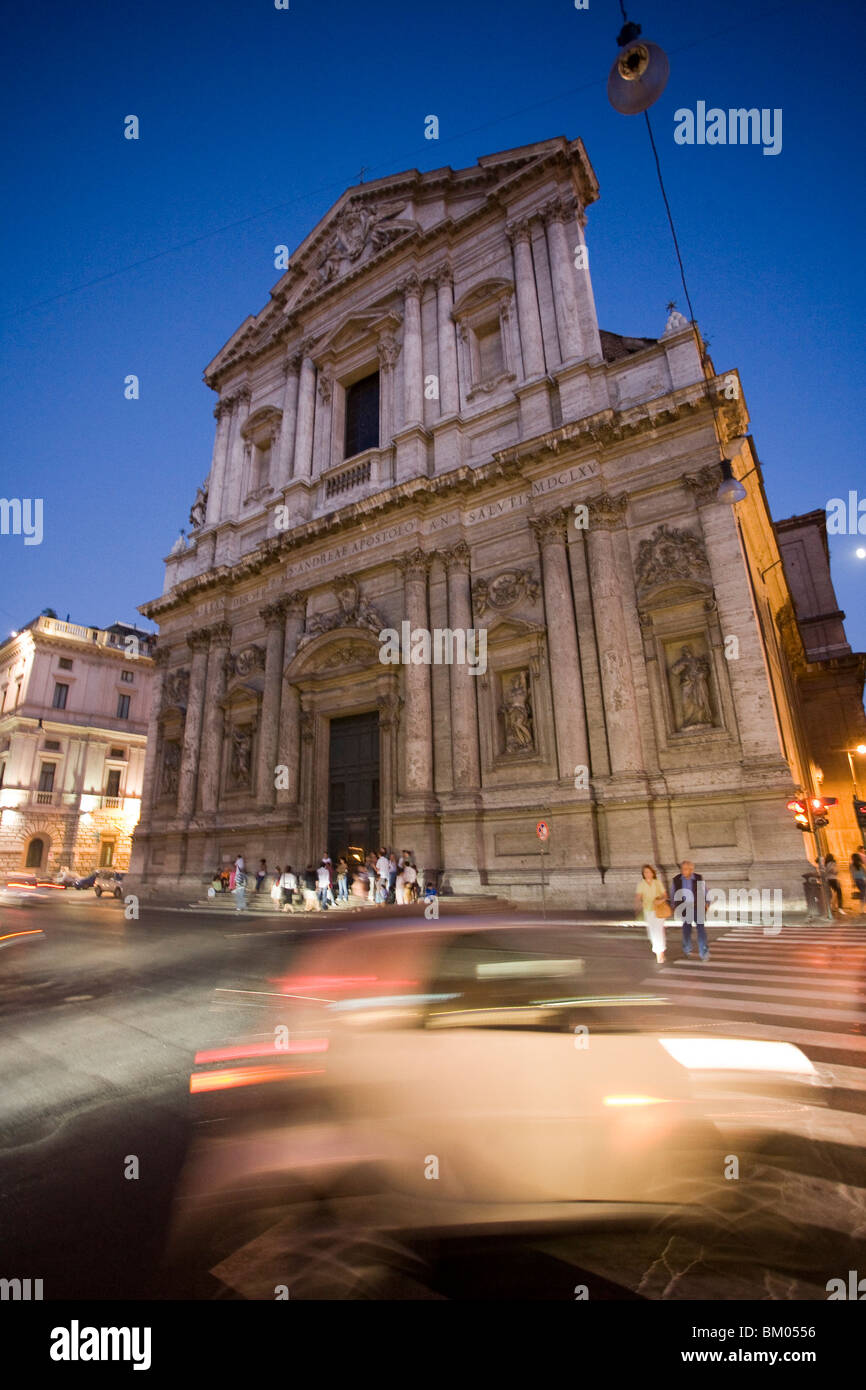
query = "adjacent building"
xmin=0 ymin=612 xmax=156 ymax=875
xmin=130 ymin=136 xmax=864 ymax=906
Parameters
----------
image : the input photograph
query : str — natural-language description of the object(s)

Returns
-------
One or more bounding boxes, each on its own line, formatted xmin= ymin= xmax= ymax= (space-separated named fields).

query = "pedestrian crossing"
xmin=642 ymin=921 xmax=866 ymax=1072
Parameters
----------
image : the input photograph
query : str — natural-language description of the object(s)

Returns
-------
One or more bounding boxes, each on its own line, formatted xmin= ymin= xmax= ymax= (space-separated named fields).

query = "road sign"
xmin=536 ymin=821 xmax=549 ymax=841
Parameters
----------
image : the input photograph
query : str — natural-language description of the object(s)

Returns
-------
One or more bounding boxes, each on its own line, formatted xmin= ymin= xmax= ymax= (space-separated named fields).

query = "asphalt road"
xmin=1 ymin=893 xmax=864 ymax=1300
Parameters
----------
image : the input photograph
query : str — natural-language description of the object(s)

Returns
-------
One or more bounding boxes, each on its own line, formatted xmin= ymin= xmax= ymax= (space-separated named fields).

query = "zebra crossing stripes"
xmin=642 ymin=922 xmax=866 ymax=1067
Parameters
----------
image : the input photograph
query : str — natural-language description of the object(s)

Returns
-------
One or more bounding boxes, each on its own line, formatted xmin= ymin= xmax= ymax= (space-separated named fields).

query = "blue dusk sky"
xmin=1 ymin=0 xmax=863 ymax=649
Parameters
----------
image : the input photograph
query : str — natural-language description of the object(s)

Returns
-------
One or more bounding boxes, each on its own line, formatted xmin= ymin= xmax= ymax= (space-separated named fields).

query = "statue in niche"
xmin=501 ymin=670 xmax=534 ymax=753
xmin=188 ymin=483 xmax=208 ymax=530
xmin=230 ymin=727 xmax=253 ymax=784
xmin=670 ymin=645 xmax=714 ymax=728
xmin=160 ymin=741 xmax=181 ymax=797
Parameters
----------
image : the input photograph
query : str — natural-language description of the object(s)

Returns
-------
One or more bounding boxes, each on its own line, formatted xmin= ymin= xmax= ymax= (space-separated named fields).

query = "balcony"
xmin=101 ymin=795 xmax=123 ymax=809
xmin=35 ymin=790 xmax=55 ymax=805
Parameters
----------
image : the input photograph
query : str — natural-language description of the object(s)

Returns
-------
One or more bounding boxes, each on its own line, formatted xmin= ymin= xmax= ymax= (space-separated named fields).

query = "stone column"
xmin=199 ymin=622 xmax=231 ymax=813
xmin=377 ymin=334 xmax=398 ymax=445
xmin=543 ymin=197 xmax=584 ymax=363
xmin=398 ymin=548 xmax=434 ymax=794
xmin=585 ymin=493 xmax=643 ymax=774
xmin=276 ymin=592 xmax=307 ymax=806
xmin=313 ymin=369 xmax=333 ymax=474
xmin=443 ymin=541 xmax=481 ymax=790
xmin=276 ymin=354 xmax=300 ymax=484
xmin=400 ymin=274 xmax=424 ymax=428
xmin=293 ymin=350 xmax=317 ymax=479
xmin=177 ymin=629 xmax=211 ymax=819
xmin=204 ymin=399 xmax=234 ymax=527
xmin=139 ymin=646 xmax=170 ymax=821
xmin=223 ymin=386 xmax=252 ymax=516
xmin=377 ymin=691 xmax=402 ymax=849
xmin=433 ymin=265 xmax=459 ymax=414
xmin=256 ymin=601 xmax=287 ymax=807
xmin=530 ymin=509 xmax=590 ymax=781
xmin=507 ymin=220 xmax=546 ymax=379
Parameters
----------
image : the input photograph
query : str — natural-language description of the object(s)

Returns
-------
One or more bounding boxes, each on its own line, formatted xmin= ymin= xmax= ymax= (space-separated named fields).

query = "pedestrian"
xmin=279 ymin=864 xmax=298 ymax=912
xmin=336 ymin=857 xmax=349 ymax=902
xmin=822 ymin=854 xmax=844 ymax=914
xmin=635 ymin=864 xmax=669 ymax=965
xmin=255 ymin=859 xmax=267 ymax=893
xmin=672 ymin=859 xmax=710 ymax=961
xmin=232 ymin=854 xmax=248 ymax=913
xmin=402 ymin=857 xmax=418 ymax=903
xmin=388 ymin=852 xmax=398 ymax=903
xmin=850 ymin=849 xmax=866 ymax=917
xmin=316 ymin=860 xmax=331 ymax=910
xmin=270 ymin=866 xmax=283 ymax=907
xmin=302 ymin=865 xmax=318 ymax=911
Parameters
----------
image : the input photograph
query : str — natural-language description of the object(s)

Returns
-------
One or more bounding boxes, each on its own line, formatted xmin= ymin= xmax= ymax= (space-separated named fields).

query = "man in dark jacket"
xmin=672 ymin=859 xmax=710 ymax=961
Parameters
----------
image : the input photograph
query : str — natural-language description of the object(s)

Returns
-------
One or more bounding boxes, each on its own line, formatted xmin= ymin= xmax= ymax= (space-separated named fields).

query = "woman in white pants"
xmin=635 ymin=864 xmax=669 ymax=965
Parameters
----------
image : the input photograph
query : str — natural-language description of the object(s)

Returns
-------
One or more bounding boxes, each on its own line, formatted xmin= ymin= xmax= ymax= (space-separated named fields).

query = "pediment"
xmin=316 ymin=310 xmax=402 ymax=361
xmin=286 ymin=625 xmax=382 ymax=681
xmin=486 ymin=616 xmax=546 ymax=643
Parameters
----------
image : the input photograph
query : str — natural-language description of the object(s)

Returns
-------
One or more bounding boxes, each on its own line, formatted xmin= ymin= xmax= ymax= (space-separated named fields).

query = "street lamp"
xmin=846 ymin=744 xmax=866 ymax=798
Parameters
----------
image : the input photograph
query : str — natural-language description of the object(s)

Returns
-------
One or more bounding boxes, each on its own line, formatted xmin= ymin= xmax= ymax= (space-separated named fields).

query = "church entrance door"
xmin=327 ymin=710 xmax=380 ymax=867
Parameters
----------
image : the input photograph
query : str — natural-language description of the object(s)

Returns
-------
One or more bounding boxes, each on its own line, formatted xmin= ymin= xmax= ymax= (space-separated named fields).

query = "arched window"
xmin=25 ymin=838 xmax=44 ymax=869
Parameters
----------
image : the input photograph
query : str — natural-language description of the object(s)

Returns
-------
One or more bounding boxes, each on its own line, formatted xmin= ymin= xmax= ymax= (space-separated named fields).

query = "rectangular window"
xmin=58 ymin=657 xmax=73 ymax=671
xmin=38 ymin=763 xmax=56 ymax=793
xmin=120 ymin=670 xmax=134 ymax=683
xmin=344 ymin=371 xmax=380 ymax=459
xmin=116 ymin=694 xmax=131 ymax=719
xmin=477 ymin=322 xmax=504 ymax=380
xmin=106 ymin=768 xmax=122 ymax=797
xmin=53 ymin=683 xmax=69 ymax=709
xmin=99 ymin=840 xmax=116 ymax=867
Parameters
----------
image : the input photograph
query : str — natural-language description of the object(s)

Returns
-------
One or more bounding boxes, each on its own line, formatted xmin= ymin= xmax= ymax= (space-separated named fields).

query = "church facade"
xmin=131 ymin=136 xmax=846 ymax=906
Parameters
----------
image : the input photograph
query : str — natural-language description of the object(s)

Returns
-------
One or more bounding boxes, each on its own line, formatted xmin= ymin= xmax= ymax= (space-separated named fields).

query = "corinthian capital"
xmin=209 ymin=621 xmax=232 ymax=647
xmin=187 ymin=628 xmax=211 ymax=653
xmin=429 ymin=261 xmax=453 ymax=289
xmin=530 ymin=508 xmax=569 ymax=548
xmin=260 ymin=599 xmax=288 ymax=629
xmin=397 ymin=546 xmax=430 ymax=579
xmin=442 ymin=540 xmax=471 ymax=573
xmin=506 ymin=218 xmax=532 ymax=247
xmin=284 ymin=590 xmax=308 ymax=619
xmin=586 ymin=492 xmax=629 ymax=531
xmin=398 ymin=271 xmax=423 ymax=299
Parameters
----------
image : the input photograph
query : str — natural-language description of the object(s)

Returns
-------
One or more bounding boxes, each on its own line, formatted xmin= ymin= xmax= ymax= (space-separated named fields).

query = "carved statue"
xmin=670 ymin=645 xmax=714 ymax=728
xmin=159 ymin=741 xmax=181 ymax=797
xmin=188 ymin=483 xmax=208 ymax=530
xmin=501 ymin=671 xmax=534 ymax=753
xmin=635 ymin=524 xmax=711 ymax=596
xmin=304 ymin=575 xmax=387 ymax=639
xmin=230 ymin=727 xmax=253 ymax=784
xmin=161 ymin=669 xmax=189 ymax=711
xmin=316 ymin=200 xmax=409 ymax=284
xmin=473 ymin=569 xmax=540 ymax=617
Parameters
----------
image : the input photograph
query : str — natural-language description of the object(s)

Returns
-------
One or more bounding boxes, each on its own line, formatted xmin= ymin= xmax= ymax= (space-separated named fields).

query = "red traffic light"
xmin=787 ymin=798 xmax=806 ymax=814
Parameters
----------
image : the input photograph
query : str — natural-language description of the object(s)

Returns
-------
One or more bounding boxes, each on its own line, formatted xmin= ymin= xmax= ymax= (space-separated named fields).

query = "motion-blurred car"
xmin=171 ymin=922 xmax=756 ymax=1298
xmin=0 ymin=873 xmax=60 ymax=905
xmin=73 ymin=872 xmax=97 ymax=890
xmin=93 ymin=870 xmax=124 ymax=899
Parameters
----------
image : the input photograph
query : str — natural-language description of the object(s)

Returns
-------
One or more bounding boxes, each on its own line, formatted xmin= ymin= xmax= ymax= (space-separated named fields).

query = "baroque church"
xmin=130 ymin=136 xmax=864 ymax=905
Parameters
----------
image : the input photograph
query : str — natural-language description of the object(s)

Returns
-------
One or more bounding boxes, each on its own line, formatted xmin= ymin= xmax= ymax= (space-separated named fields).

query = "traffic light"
xmin=786 ymin=797 xmax=810 ymax=831
xmin=810 ymin=797 xmax=830 ymax=829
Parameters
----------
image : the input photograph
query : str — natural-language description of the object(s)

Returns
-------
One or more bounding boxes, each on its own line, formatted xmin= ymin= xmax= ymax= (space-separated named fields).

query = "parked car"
xmin=94 ymin=870 xmax=125 ymax=899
